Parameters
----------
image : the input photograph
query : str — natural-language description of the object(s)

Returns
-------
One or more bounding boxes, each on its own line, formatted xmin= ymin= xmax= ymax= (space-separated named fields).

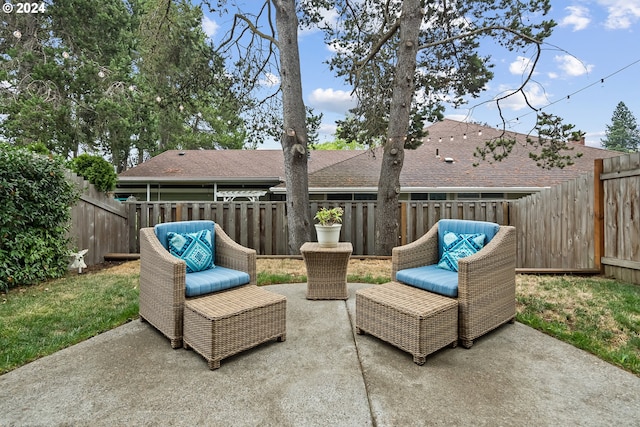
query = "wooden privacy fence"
xmin=510 ymin=172 xmax=596 ymax=270
xmin=125 ymin=200 xmax=511 ymax=256
xmin=67 ymin=172 xmax=129 ymax=266
xmin=509 ymin=153 xmax=640 ymax=284
xmin=82 ymin=152 xmax=637 ymax=285
xmin=600 ymin=153 xmax=640 ymax=284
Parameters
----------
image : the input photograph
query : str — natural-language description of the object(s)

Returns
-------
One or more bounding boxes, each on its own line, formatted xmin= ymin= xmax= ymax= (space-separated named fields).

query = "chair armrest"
xmin=457 ymin=225 xmax=516 ymax=300
xmin=214 ymin=224 xmax=257 ymax=286
xmin=391 ymin=222 xmax=440 ymax=280
xmin=139 ymin=227 xmax=186 ymax=307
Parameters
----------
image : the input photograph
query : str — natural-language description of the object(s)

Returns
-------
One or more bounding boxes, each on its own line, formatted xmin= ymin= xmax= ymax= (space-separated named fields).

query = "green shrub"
xmin=0 ymin=144 xmax=79 ymax=290
xmin=68 ymin=153 xmax=117 ymax=192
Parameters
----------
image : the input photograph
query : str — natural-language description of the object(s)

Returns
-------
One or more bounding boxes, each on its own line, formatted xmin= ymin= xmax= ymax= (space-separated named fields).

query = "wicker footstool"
xmin=355 ymin=282 xmax=458 ymax=365
xmin=183 ymin=285 xmax=286 ymax=370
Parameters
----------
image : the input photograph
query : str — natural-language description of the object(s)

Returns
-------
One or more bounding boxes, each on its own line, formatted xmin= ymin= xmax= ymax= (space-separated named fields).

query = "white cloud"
xmin=560 ymin=6 xmax=591 ymax=31
xmin=554 ymin=55 xmax=594 ymax=76
xmin=318 ymin=122 xmax=337 ymax=141
xmin=202 ymin=15 xmax=219 ymax=38
xmin=260 ymin=72 xmax=281 ymax=87
xmin=598 ymin=0 xmax=640 ymax=29
xmin=307 ymin=88 xmax=357 ymax=115
xmin=492 ymin=84 xmax=549 ymax=111
xmin=508 ymin=56 xmax=534 ymax=76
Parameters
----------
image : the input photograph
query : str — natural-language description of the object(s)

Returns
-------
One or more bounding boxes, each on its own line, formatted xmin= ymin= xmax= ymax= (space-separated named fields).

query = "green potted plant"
xmin=314 ymin=207 xmax=344 ymax=247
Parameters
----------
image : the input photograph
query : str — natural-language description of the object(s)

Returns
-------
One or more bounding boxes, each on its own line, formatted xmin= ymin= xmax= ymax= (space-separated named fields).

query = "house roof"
xmin=118 ymin=119 xmax=622 ymax=193
xmin=118 ymin=149 xmax=362 ymax=183
xmin=300 ymin=119 xmax=622 ymax=193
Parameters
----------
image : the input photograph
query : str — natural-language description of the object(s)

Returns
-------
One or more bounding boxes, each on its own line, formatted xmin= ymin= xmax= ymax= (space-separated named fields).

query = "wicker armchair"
xmin=139 ymin=220 xmax=256 ymax=349
xmin=392 ymin=219 xmax=516 ymax=348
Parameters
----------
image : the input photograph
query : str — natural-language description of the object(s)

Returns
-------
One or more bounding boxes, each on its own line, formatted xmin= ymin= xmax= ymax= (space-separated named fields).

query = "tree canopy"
xmin=601 ymin=101 xmax=640 ymax=152
xmin=0 ymin=0 xmax=247 ymax=171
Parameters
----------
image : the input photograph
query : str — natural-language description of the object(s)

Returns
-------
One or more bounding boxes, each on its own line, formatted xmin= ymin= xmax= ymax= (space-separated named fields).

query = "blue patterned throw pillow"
xmin=167 ymin=230 xmax=214 ymax=273
xmin=437 ymin=231 xmax=486 ymax=272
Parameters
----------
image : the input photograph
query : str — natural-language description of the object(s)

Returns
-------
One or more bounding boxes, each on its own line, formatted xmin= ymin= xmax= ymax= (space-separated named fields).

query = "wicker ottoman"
xmin=355 ymin=282 xmax=458 ymax=365
xmin=183 ymin=285 xmax=286 ymax=370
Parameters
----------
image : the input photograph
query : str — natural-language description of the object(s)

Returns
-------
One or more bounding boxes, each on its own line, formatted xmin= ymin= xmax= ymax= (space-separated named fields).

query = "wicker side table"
xmin=355 ymin=281 xmax=458 ymax=365
xmin=300 ymin=242 xmax=353 ymax=300
xmin=183 ymin=285 xmax=286 ymax=370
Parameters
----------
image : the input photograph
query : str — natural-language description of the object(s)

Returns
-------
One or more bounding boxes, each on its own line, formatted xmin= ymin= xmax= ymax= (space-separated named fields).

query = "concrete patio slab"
xmin=1 ymin=283 xmax=639 ymax=426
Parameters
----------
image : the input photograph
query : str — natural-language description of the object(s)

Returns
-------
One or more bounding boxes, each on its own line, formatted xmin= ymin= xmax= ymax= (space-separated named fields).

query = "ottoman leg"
xmin=355 ymin=326 xmax=364 ymax=335
xmin=413 ymin=355 xmax=426 ymax=365
xmin=277 ymin=334 xmax=287 ymax=342
xmin=208 ymin=360 xmax=221 ymax=370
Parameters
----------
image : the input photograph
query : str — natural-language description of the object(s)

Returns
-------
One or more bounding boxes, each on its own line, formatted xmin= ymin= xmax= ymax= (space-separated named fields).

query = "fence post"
xmin=400 ymin=202 xmax=407 ymax=246
xmin=594 ymin=159 xmax=605 ymax=274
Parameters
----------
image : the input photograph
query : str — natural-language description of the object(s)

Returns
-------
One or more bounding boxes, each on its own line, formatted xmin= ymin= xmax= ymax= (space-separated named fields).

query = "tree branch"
xmin=417 ymin=25 xmax=543 ymax=51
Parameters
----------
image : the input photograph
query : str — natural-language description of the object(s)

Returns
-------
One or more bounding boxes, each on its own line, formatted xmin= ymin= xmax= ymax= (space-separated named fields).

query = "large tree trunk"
xmin=274 ymin=0 xmax=312 ymax=254
xmin=375 ymin=0 xmax=422 ymax=255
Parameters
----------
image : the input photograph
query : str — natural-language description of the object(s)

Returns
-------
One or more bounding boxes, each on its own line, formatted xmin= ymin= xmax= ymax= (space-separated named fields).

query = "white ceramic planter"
xmin=314 ymin=224 xmax=342 ymax=248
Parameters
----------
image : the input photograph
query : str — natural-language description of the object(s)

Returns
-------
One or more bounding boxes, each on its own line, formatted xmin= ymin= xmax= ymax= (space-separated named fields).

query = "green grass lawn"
xmin=1 ymin=260 xmax=639 ymax=377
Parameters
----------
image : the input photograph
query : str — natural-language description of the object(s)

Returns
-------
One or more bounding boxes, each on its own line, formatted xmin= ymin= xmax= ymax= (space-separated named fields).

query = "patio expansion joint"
xmin=345 ymin=299 xmax=378 ymax=427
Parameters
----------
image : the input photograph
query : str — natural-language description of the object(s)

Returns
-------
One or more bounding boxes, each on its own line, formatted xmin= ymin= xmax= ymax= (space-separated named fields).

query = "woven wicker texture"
xmin=392 ymin=222 xmax=516 ymax=348
xmin=139 ymin=222 xmax=257 ymax=349
xmin=300 ymin=242 xmax=352 ymax=300
xmin=356 ymin=282 xmax=458 ymax=365
xmin=183 ymin=285 xmax=286 ymax=370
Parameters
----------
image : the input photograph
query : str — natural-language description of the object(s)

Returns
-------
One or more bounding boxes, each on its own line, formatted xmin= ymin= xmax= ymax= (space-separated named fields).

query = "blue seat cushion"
xmin=185 ymin=266 xmax=250 ymax=297
xmin=396 ymin=265 xmax=459 ymax=297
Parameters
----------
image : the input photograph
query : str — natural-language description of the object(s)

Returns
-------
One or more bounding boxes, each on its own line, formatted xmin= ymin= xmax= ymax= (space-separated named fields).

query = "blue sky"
xmin=203 ymin=1 xmax=640 ymax=149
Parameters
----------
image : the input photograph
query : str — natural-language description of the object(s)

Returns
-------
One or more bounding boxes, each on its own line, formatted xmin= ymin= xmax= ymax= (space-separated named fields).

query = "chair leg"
xmin=170 ymin=338 xmax=182 ymax=349
xmin=461 ymin=339 xmax=473 ymax=349
xmin=508 ymin=317 xmax=516 ymax=324
xmin=277 ymin=334 xmax=287 ymax=342
xmin=355 ymin=327 xmax=364 ymax=335
xmin=413 ymin=355 xmax=426 ymax=365
xmin=208 ymin=360 xmax=221 ymax=370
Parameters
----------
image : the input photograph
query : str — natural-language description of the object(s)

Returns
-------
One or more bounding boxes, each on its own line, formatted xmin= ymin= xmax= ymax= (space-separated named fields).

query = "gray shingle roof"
xmin=118 ymin=119 xmax=622 ymax=191
xmin=306 ymin=119 xmax=622 ymax=190
xmin=118 ymin=149 xmax=362 ymax=182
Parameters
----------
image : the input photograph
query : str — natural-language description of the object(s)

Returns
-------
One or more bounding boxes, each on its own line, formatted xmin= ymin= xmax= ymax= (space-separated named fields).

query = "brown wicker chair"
xmin=392 ymin=219 xmax=516 ymax=348
xmin=139 ymin=220 xmax=256 ymax=349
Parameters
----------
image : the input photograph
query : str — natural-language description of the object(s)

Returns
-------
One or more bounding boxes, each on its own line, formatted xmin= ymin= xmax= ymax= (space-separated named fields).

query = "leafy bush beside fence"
xmin=0 ymin=144 xmax=79 ymax=290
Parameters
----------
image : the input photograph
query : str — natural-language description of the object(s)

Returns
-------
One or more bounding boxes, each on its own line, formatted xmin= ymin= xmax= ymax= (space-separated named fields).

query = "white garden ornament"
xmin=69 ymin=249 xmax=88 ymax=274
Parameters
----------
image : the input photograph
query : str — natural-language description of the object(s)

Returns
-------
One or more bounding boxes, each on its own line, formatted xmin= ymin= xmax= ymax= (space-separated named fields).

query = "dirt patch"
xmin=71 ymin=260 xmax=140 ymax=276
xmin=256 ymin=257 xmax=392 ymax=278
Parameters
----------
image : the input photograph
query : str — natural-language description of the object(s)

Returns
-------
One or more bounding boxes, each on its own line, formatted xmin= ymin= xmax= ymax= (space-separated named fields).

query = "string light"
xmin=502 ymin=57 xmax=640 ymax=125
